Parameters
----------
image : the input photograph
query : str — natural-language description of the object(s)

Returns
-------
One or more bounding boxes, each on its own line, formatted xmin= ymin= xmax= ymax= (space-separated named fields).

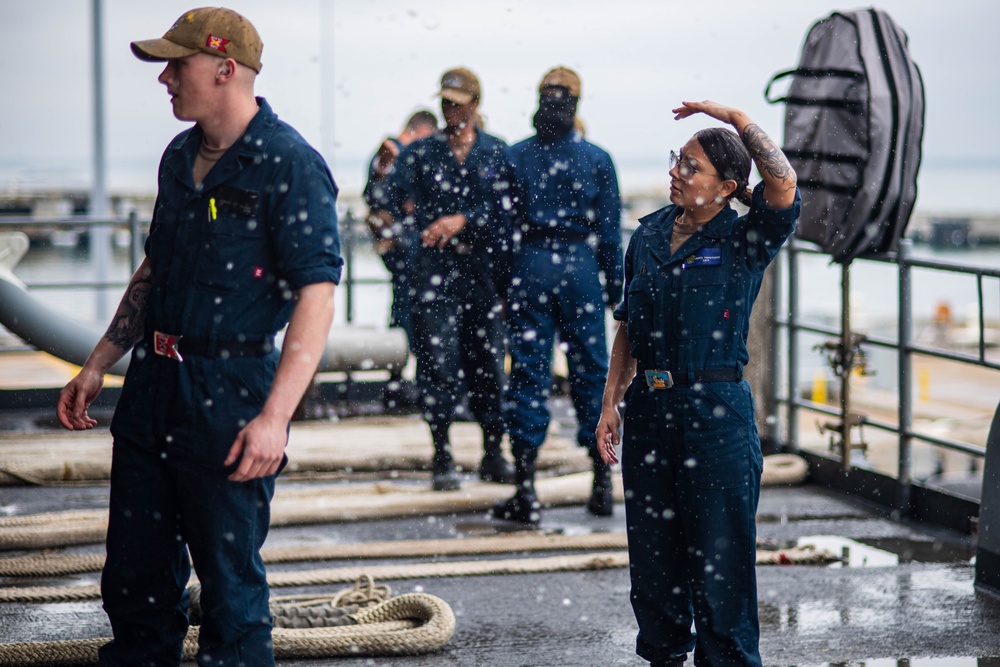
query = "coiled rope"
xmin=0 ymin=576 xmax=456 ymax=666
xmin=761 ymin=453 xmax=810 ymax=486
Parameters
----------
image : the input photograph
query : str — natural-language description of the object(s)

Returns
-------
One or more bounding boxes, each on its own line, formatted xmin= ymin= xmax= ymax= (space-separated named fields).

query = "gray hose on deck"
xmin=0 ymin=233 xmax=130 ymax=376
xmin=0 ymin=233 xmax=410 ymax=377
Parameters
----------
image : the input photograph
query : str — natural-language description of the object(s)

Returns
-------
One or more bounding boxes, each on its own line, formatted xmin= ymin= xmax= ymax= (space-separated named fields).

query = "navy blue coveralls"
xmin=614 ymin=183 xmax=799 ymax=666
xmin=104 ymin=98 xmax=343 ymax=667
xmin=363 ymin=137 xmax=419 ymax=343
xmin=507 ymin=129 xmax=622 ymax=455
xmin=387 ymin=130 xmax=515 ymax=441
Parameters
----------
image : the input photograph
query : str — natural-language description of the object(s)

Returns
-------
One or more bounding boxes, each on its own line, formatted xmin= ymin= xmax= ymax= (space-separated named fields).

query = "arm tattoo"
xmin=741 ymin=123 xmax=795 ymax=183
xmin=104 ymin=277 xmax=153 ymax=350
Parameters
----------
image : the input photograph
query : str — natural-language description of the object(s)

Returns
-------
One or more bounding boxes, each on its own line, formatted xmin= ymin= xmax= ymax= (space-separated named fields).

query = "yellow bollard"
xmin=919 ymin=366 xmax=931 ymax=402
xmin=812 ymin=371 xmax=828 ymax=405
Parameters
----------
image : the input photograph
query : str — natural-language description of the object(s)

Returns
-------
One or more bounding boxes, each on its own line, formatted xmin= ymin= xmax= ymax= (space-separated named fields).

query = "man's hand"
xmin=56 ymin=368 xmax=105 ymax=430
xmin=421 ymin=214 xmax=467 ymax=248
xmin=224 ymin=411 xmax=287 ymax=482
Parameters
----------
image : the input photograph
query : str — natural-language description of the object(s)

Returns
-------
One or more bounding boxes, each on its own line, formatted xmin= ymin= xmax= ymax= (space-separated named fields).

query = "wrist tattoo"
xmin=741 ymin=123 xmax=794 ymax=182
xmin=104 ymin=277 xmax=152 ymax=349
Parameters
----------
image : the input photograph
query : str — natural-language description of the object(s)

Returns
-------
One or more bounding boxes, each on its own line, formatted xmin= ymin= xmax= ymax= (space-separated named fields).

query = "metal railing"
xmin=339 ymin=209 xmax=393 ymax=324
xmin=777 ymin=237 xmax=998 ymax=512
xmin=0 ymin=210 xmax=391 ymax=325
xmin=0 ymin=213 xmax=145 ymax=284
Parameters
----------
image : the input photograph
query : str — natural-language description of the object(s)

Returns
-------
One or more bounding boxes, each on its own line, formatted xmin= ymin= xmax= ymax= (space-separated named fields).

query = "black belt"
xmin=640 ymin=368 xmax=741 ymax=389
xmin=152 ymin=331 xmax=274 ymax=362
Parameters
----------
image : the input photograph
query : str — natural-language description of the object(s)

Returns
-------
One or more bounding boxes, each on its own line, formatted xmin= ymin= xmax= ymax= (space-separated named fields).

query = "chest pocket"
xmin=195 ymin=188 xmax=268 ymax=293
xmin=625 ymin=271 xmax=655 ymax=361
xmin=676 ymin=251 xmax=730 ymax=339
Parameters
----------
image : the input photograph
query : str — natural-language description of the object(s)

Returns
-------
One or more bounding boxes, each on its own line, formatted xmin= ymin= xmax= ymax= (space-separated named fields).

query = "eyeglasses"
xmin=669 ymin=150 xmax=715 ymax=180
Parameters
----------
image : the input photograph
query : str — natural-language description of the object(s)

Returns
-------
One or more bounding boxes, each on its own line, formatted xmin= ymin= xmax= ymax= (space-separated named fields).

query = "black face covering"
xmin=532 ymin=88 xmax=578 ymax=142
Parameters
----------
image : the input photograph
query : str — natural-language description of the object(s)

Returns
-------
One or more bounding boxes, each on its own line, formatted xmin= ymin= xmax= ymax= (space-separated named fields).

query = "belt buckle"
xmin=153 ymin=331 xmax=183 ymax=362
xmin=645 ymin=370 xmax=673 ymax=390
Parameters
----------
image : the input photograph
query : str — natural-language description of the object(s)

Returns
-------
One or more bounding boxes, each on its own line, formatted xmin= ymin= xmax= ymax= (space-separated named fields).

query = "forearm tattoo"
xmin=741 ymin=123 xmax=795 ymax=183
xmin=104 ymin=277 xmax=153 ymax=350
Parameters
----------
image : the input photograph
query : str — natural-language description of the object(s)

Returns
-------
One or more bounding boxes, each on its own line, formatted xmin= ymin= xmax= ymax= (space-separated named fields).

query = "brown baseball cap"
xmin=539 ymin=66 xmax=581 ymax=97
xmin=131 ymin=7 xmax=263 ymax=73
xmin=438 ymin=67 xmax=480 ymax=105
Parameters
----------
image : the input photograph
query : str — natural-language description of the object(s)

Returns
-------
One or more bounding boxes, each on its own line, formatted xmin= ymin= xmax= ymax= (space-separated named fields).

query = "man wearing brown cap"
xmin=56 ymin=8 xmax=343 ymax=666
xmin=495 ymin=66 xmax=623 ymax=525
xmin=384 ymin=67 xmax=516 ymax=491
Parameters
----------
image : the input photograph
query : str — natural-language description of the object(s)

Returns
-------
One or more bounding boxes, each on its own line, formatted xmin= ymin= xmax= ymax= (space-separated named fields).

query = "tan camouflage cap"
xmin=131 ymin=7 xmax=263 ymax=73
xmin=438 ymin=67 xmax=481 ymax=105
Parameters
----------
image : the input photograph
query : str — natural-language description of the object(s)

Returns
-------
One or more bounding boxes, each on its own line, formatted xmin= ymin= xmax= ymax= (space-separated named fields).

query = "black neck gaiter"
xmin=533 ymin=93 xmax=578 ymax=142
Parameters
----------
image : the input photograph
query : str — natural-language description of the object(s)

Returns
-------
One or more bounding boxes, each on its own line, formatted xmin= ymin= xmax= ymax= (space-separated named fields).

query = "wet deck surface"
xmin=1 ymin=459 xmax=998 ymax=666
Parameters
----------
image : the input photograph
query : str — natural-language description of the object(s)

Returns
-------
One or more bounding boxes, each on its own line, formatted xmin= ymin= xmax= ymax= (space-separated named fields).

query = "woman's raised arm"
xmin=673 ymin=100 xmax=797 ymax=209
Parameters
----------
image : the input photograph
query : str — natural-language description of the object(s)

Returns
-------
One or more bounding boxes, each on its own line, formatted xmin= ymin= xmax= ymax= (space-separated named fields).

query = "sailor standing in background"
xmin=495 ymin=67 xmax=623 ymax=524
xmin=385 ymin=67 xmax=517 ymax=491
xmin=363 ymin=109 xmax=438 ymax=345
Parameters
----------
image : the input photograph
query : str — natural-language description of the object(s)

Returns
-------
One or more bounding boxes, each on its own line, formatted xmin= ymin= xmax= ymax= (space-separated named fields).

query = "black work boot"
xmin=492 ymin=447 xmax=541 ymax=524
xmin=479 ymin=429 xmax=516 ymax=484
xmin=587 ymin=451 xmax=614 ymax=517
xmin=430 ymin=423 xmax=461 ymax=492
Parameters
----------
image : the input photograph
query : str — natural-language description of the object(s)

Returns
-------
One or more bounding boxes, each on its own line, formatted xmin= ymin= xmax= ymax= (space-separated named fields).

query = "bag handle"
xmin=765 ymin=68 xmax=865 ymax=104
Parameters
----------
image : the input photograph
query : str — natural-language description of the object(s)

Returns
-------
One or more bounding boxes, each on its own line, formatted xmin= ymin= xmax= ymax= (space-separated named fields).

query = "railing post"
xmin=787 ymin=242 xmax=800 ymax=453
xmin=342 ymin=208 xmax=355 ymax=324
xmin=897 ymin=239 xmax=913 ymax=515
xmin=839 ymin=261 xmax=852 ymax=471
xmin=765 ymin=249 xmax=782 ymax=449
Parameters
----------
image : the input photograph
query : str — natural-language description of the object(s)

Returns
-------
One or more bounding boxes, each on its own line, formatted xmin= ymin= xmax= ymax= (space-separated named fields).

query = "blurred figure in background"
xmin=495 ymin=66 xmax=622 ymax=525
xmin=363 ymin=109 xmax=438 ymax=344
xmin=384 ymin=67 xmax=516 ymax=491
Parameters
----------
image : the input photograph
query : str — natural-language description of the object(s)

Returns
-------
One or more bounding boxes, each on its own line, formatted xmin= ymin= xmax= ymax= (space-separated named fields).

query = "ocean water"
xmin=1 ymin=157 xmax=998 ymax=219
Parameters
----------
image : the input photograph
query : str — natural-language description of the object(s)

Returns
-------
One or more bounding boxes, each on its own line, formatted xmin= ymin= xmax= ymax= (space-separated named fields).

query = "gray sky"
xmin=1 ymin=0 xmax=998 ymax=198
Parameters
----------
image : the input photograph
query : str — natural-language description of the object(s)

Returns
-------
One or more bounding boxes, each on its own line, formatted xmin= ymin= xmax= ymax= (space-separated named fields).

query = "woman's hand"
xmin=672 ymin=100 xmax=746 ymax=126
xmin=595 ymin=407 xmax=622 ymax=465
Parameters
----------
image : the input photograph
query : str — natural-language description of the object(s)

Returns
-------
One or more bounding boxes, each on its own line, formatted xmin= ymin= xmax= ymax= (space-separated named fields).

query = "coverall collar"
xmin=163 ymin=96 xmax=278 ymax=193
xmin=636 ymin=203 xmax=739 ymax=267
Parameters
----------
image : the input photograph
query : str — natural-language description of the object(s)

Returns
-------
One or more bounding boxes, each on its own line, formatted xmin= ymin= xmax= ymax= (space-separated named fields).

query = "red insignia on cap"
xmin=253 ymin=267 xmax=264 ymax=279
xmin=206 ymin=35 xmax=230 ymax=52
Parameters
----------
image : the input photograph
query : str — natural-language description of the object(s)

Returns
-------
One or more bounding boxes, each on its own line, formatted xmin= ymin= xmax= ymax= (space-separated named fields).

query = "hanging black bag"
xmin=765 ymin=8 xmax=924 ymax=264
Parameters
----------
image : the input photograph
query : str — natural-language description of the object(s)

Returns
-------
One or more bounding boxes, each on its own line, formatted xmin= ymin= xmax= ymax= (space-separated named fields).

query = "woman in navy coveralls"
xmin=597 ymin=101 xmax=800 ymax=667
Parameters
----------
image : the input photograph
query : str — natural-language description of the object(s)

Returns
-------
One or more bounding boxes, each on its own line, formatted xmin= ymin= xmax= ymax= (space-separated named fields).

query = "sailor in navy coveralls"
xmin=495 ymin=67 xmax=623 ymax=525
xmin=384 ymin=68 xmax=516 ymax=491
xmin=57 ymin=9 xmax=342 ymax=666
xmin=597 ymin=101 xmax=800 ymax=667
